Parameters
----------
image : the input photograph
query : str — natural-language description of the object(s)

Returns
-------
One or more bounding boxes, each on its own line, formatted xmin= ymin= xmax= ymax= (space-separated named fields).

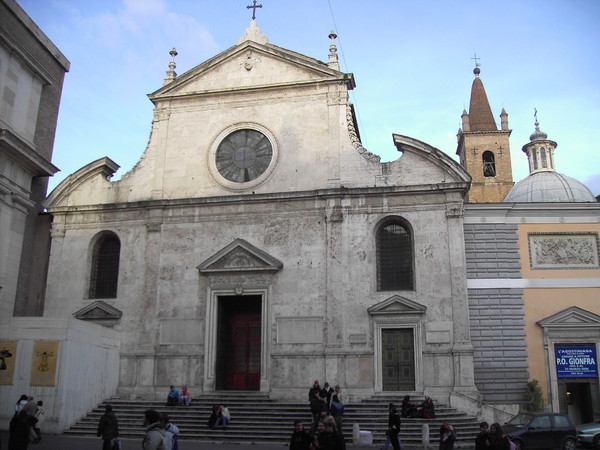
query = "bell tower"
xmin=456 ymin=66 xmax=513 ymax=203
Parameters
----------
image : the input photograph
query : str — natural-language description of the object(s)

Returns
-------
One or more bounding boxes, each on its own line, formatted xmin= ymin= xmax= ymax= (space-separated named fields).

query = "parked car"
xmin=577 ymin=420 xmax=600 ymax=449
xmin=504 ymin=412 xmax=577 ymax=450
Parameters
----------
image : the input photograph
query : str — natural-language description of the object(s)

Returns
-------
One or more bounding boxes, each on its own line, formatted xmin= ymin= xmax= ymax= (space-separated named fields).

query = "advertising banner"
xmin=30 ymin=340 xmax=59 ymax=386
xmin=0 ymin=340 xmax=17 ymax=385
xmin=555 ymin=345 xmax=598 ymax=378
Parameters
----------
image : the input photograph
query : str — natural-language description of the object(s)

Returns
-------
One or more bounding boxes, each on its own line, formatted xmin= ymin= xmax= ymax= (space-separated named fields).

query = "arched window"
xmin=540 ymin=147 xmax=548 ymax=169
xmin=532 ymin=150 xmax=538 ymax=170
xmin=482 ymin=151 xmax=496 ymax=177
xmin=377 ymin=220 xmax=414 ymax=291
xmin=89 ymin=232 xmax=121 ymax=298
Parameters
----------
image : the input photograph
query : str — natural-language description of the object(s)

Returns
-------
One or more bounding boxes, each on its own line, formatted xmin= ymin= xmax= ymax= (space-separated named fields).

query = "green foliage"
xmin=526 ymin=379 xmax=544 ymax=411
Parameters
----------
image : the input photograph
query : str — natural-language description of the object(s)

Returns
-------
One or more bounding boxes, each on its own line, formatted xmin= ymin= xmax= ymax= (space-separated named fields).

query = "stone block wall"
xmin=464 ymin=223 xmax=528 ymax=405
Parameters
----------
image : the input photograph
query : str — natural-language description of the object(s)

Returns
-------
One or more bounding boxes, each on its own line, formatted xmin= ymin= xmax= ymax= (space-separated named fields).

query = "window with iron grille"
xmin=89 ymin=233 xmax=120 ymax=298
xmin=377 ymin=221 xmax=414 ymax=291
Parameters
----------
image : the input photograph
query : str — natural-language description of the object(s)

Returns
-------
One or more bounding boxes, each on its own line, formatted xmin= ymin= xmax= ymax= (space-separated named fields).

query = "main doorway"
xmin=215 ymin=295 xmax=262 ymax=390
xmin=382 ymin=328 xmax=415 ymax=391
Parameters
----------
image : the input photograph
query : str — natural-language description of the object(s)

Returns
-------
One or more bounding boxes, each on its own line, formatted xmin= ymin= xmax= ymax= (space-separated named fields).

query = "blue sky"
xmin=19 ymin=0 xmax=600 ymax=196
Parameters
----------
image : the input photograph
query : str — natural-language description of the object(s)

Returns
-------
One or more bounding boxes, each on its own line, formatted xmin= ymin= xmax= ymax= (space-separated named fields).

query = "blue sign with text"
xmin=555 ymin=346 xmax=598 ymax=378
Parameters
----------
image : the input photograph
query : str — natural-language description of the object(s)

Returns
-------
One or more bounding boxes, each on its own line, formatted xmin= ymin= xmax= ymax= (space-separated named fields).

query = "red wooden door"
xmin=227 ymin=314 xmax=261 ymax=390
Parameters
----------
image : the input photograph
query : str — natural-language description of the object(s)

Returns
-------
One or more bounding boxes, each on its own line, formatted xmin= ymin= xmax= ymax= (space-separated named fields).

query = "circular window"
xmin=216 ymin=129 xmax=272 ymax=183
xmin=209 ymin=124 xmax=278 ymax=190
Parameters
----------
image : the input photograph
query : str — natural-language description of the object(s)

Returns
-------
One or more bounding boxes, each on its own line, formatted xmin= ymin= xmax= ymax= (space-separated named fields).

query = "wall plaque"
xmin=529 ymin=233 xmax=599 ymax=269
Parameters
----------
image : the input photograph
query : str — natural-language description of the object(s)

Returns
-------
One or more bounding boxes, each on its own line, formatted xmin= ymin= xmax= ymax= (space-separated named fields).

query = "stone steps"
xmin=65 ymin=394 xmax=480 ymax=446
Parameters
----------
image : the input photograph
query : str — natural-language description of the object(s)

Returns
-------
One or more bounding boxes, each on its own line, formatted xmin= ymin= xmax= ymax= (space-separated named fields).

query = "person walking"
xmin=289 ymin=420 xmax=313 ymax=450
xmin=439 ymin=423 xmax=457 ymax=450
xmin=9 ymin=409 xmax=36 ymax=450
xmin=142 ymin=409 xmax=167 ymax=450
xmin=159 ymin=412 xmax=179 ymax=450
xmin=32 ymin=400 xmax=45 ymax=443
xmin=387 ymin=404 xmax=402 ymax=450
xmin=475 ymin=421 xmax=491 ymax=450
xmin=97 ymin=404 xmax=119 ymax=450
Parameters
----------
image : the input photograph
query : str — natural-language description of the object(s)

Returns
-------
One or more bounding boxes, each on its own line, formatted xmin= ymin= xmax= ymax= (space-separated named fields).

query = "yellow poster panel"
xmin=0 ymin=340 xmax=18 ymax=385
xmin=30 ymin=340 xmax=59 ymax=386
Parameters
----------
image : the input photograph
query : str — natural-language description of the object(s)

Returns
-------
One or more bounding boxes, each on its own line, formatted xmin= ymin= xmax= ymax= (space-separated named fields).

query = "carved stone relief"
xmin=529 ymin=233 xmax=600 ymax=269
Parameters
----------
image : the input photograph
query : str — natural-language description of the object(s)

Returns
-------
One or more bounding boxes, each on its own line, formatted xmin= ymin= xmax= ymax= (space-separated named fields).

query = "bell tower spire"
xmin=456 ymin=60 xmax=514 ymax=203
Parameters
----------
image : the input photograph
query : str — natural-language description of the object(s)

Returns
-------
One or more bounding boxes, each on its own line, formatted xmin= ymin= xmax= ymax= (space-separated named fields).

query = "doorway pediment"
xmin=537 ymin=306 xmax=600 ymax=329
xmin=368 ymin=295 xmax=427 ymax=316
xmin=197 ymin=238 xmax=283 ymax=275
xmin=73 ymin=300 xmax=122 ymax=327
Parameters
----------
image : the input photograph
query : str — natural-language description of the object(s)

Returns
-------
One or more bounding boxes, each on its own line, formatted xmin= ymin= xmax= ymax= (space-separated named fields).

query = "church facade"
xmin=43 ymin=22 xmax=479 ymax=403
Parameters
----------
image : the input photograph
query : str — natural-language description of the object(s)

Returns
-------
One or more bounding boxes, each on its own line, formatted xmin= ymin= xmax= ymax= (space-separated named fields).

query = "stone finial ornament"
xmin=163 ymin=47 xmax=178 ymax=86
xmin=328 ymin=30 xmax=340 ymax=70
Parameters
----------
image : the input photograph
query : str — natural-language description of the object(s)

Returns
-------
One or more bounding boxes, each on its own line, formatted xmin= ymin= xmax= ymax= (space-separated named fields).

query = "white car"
xmin=577 ymin=420 xmax=600 ymax=449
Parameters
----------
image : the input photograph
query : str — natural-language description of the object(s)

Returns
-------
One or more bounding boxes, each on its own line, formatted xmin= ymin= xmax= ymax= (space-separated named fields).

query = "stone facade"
xmin=0 ymin=0 xmax=69 ymax=320
xmin=43 ymin=23 xmax=478 ymax=403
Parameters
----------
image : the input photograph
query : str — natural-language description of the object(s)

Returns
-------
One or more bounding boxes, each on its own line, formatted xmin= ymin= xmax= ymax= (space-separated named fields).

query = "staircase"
xmin=65 ymin=393 xmax=479 ymax=447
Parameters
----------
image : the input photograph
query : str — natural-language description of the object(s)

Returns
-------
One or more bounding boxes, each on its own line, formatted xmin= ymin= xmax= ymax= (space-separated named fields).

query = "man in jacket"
xmin=97 ymin=404 xmax=119 ymax=450
xmin=143 ymin=409 xmax=167 ymax=450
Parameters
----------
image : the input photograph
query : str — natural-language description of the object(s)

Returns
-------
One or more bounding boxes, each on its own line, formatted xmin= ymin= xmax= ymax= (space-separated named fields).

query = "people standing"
xmin=475 ymin=421 xmax=490 ymax=450
xmin=309 ymin=380 xmax=326 ymax=435
xmin=330 ymin=385 xmax=344 ymax=433
xmin=488 ymin=423 xmax=511 ymax=450
xmin=14 ymin=395 xmax=28 ymax=414
xmin=322 ymin=382 xmax=334 ymax=411
xmin=439 ymin=423 xmax=457 ymax=450
xmin=97 ymin=404 xmax=119 ymax=450
xmin=32 ymin=400 xmax=45 ymax=443
xmin=318 ymin=416 xmax=346 ymax=450
xmin=142 ymin=409 xmax=167 ymax=450
xmin=9 ymin=409 xmax=37 ymax=450
xmin=159 ymin=412 xmax=179 ymax=450
xmin=21 ymin=396 xmax=38 ymax=418
xmin=289 ymin=420 xmax=313 ymax=450
xmin=166 ymin=385 xmax=180 ymax=406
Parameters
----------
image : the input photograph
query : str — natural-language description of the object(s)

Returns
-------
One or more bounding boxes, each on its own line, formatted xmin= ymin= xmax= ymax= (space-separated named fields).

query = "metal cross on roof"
xmin=247 ymin=0 xmax=263 ymax=20
xmin=471 ymin=53 xmax=481 ymax=68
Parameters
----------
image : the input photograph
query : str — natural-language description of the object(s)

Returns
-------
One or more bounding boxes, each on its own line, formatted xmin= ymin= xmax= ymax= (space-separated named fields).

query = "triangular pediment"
xmin=73 ymin=300 xmax=122 ymax=327
xmin=197 ymin=238 xmax=283 ymax=275
xmin=150 ymin=40 xmax=353 ymax=101
xmin=368 ymin=295 xmax=427 ymax=315
xmin=537 ymin=306 xmax=600 ymax=328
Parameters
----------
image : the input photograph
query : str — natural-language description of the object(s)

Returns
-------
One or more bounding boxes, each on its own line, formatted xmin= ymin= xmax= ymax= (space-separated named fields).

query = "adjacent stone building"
xmin=0 ymin=0 xmax=69 ymax=320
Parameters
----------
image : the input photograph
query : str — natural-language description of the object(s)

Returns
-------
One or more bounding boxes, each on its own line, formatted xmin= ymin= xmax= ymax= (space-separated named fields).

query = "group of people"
xmin=290 ymin=417 xmax=346 ymax=450
xmin=97 ymin=405 xmax=180 ymax=450
xmin=308 ymin=380 xmax=345 ymax=434
xmin=166 ymin=385 xmax=192 ymax=406
xmin=475 ymin=421 xmax=515 ymax=450
xmin=9 ymin=394 xmax=45 ymax=449
xmin=383 ymin=398 xmax=444 ymax=450
xmin=400 ymin=395 xmax=435 ymax=419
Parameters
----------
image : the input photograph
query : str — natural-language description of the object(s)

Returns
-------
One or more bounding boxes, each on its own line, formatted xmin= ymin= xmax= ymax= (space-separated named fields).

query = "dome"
xmin=504 ymin=171 xmax=596 ymax=203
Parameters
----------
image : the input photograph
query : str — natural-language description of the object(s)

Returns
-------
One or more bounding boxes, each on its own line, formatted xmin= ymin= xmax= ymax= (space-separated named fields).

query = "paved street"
xmin=0 ymin=432 xmax=403 ymax=450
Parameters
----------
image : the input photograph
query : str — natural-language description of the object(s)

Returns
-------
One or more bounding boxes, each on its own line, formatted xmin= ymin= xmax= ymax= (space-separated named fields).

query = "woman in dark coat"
xmin=97 ymin=404 xmax=119 ymax=450
xmin=9 ymin=409 xmax=36 ymax=450
xmin=439 ymin=423 xmax=457 ymax=450
xmin=489 ymin=423 xmax=511 ymax=450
